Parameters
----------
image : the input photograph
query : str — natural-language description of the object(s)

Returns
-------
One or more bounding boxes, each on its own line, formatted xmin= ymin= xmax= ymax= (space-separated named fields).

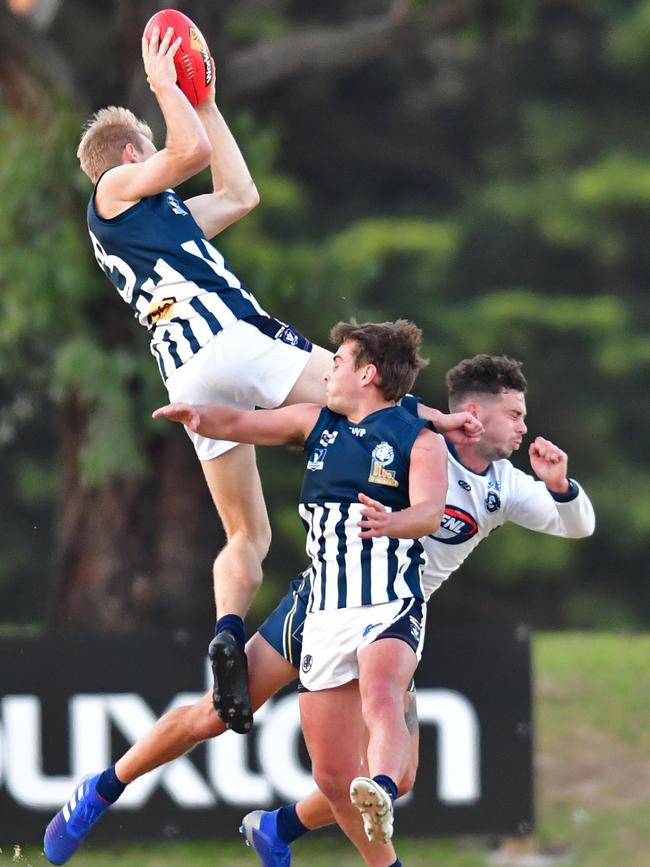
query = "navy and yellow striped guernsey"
xmin=87 ymin=186 xmax=268 ymax=381
xmin=300 ymin=404 xmax=428 ymax=612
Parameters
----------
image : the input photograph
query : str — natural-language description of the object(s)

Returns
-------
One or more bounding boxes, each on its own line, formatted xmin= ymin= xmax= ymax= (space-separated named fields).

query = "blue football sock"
xmin=389 ymin=860 xmax=402 ymax=867
xmin=95 ymin=766 xmax=126 ymax=803
xmin=276 ymin=803 xmax=309 ymax=843
xmin=373 ymin=774 xmax=398 ymax=803
xmin=215 ymin=614 xmax=245 ymax=648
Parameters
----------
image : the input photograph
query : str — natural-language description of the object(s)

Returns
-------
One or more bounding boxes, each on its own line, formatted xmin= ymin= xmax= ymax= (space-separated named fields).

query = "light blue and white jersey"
xmin=87 ymin=186 xmax=267 ymax=381
xmin=299 ymin=405 xmax=430 ymax=612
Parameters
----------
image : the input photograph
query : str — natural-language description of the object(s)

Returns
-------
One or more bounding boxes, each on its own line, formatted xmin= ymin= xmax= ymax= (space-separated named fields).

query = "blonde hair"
xmin=77 ymin=106 xmax=153 ymax=183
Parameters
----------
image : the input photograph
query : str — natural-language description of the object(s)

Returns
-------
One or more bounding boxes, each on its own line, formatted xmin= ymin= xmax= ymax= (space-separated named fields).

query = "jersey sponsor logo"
xmin=369 ymin=441 xmax=398 ymax=487
xmin=458 ymin=480 xmax=471 ymax=491
xmin=319 ymin=430 xmax=338 ymax=447
xmin=147 ymin=296 xmax=176 ymax=324
xmin=308 ymin=430 xmax=338 ymax=471
xmin=166 ymin=194 xmax=188 ymax=216
xmin=277 ymin=324 xmax=299 ymax=346
xmin=431 ymin=505 xmax=479 ymax=545
xmin=307 ymin=447 xmax=326 ymax=471
xmin=350 ymin=426 xmax=366 ymax=437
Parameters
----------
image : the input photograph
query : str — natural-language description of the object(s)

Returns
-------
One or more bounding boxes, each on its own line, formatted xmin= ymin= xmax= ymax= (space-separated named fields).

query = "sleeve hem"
xmin=548 ymin=478 xmax=579 ymax=502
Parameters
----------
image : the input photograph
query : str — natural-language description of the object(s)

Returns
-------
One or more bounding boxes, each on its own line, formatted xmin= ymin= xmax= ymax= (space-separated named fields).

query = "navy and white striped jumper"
xmin=299 ymin=405 xmax=428 ymax=613
xmin=87 ymin=186 xmax=267 ymax=381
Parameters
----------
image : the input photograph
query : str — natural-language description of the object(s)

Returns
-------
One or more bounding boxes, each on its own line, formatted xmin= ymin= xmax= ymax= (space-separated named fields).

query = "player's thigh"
xmin=281 ymin=344 xmax=332 ymax=406
xmin=358 ymin=637 xmax=418 ymax=706
xmin=200 ymin=443 xmax=270 ymax=540
xmin=246 ymin=632 xmax=297 ymax=711
xmin=299 ymin=681 xmax=363 ymax=775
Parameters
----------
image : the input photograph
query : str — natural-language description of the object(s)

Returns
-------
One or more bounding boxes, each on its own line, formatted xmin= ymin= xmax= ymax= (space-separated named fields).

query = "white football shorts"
xmin=299 ymin=597 xmax=426 ymax=692
xmin=164 ymin=315 xmax=312 ymax=461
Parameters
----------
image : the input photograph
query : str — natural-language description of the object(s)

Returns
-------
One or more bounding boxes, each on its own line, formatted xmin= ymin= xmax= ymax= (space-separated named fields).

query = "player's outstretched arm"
xmin=152 ymin=401 xmax=320 ymax=447
xmin=185 ymin=63 xmax=260 ymax=238
xmin=427 ymin=408 xmax=483 ymax=445
xmin=401 ymin=395 xmax=483 ymax=445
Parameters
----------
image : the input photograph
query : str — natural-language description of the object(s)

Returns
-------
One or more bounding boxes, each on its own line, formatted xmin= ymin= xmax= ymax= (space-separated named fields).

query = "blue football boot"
xmin=240 ymin=809 xmax=291 ymax=867
xmin=43 ymin=774 xmax=110 ymax=864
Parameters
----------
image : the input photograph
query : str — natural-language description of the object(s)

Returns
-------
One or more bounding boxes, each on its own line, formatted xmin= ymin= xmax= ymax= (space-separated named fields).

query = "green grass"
xmin=4 ymin=632 xmax=649 ymax=866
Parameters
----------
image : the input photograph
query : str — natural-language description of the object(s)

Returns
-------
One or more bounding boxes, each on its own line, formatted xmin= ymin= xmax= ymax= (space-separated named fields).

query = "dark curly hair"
xmin=445 ymin=354 xmax=527 ymax=409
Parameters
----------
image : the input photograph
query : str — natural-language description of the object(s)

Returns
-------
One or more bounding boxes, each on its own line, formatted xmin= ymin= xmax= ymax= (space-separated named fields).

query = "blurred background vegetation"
xmin=0 ymin=0 xmax=648 ymax=634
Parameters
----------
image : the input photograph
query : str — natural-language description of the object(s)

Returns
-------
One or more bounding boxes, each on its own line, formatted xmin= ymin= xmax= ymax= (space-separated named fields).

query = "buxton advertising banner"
xmin=0 ymin=626 xmax=533 ymax=843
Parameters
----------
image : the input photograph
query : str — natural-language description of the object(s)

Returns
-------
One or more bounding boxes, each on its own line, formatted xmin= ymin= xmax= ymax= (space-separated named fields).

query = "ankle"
xmin=215 ymin=614 xmax=245 ymax=648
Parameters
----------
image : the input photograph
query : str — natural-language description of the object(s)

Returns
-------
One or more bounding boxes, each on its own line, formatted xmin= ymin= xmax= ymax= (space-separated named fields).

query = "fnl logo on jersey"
xmin=432 ymin=506 xmax=479 ymax=545
xmin=0 ymin=680 xmax=480 ymax=810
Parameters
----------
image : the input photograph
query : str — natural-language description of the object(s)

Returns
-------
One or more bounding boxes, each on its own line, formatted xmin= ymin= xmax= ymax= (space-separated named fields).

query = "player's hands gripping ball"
xmin=143 ymin=8 xmax=214 ymax=106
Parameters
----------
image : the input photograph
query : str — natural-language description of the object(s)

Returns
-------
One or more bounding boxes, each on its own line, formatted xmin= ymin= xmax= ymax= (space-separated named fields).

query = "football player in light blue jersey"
xmin=73 ymin=22 xmax=334 ymax=740
xmin=152 ymin=319 xmax=449 ymax=865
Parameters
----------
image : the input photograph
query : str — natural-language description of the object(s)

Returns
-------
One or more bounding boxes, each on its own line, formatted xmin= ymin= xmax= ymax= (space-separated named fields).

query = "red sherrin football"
xmin=143 ymin=8 xmax=213 ymax=107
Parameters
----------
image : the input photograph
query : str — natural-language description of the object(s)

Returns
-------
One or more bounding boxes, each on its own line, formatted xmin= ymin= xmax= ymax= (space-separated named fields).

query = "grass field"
xmin=3 ymin=632 xmax=649 ymax=867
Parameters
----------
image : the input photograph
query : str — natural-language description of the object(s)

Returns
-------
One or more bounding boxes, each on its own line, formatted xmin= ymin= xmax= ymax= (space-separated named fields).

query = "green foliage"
xmin=1 ymin=1 xmax=649 ymax=627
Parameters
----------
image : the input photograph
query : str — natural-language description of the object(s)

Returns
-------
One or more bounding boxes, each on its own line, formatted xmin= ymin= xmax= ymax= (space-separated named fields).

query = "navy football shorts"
xmin=259 ymin=569 xmax=418 ymax=692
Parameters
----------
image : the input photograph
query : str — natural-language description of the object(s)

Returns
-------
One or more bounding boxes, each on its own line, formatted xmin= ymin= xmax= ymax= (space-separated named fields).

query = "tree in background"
xmin=0 ymin=0 xmax=648 ymax=631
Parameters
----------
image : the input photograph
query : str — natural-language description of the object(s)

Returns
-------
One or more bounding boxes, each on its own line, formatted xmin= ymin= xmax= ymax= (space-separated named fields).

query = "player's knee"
xmin=312 ymin=765 xmax=350 ymax=806
xmin=361 ymin=683 xmax=399 ymax=723
xmin=223 ymin=522 xmax=272 ymax=561
xmin=252 ymin=519 xmax=272 ymax=560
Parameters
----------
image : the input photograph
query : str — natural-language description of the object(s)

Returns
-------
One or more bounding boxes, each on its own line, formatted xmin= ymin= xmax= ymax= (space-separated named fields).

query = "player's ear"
xmin=123 ymin=143 xmax=139 ymax=163
xmin=362 ymin=363 xmax=378 ymax=385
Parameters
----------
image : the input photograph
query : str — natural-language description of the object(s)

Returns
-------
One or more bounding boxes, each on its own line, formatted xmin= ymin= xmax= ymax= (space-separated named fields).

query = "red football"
xmin=143 ymin=8 xmax=214 ymax=106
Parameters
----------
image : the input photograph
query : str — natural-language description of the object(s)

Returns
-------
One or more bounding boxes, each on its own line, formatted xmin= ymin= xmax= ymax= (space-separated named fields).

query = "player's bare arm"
xmin=152 ymin=401 xmax=321 ymax=447
xmin=528 ymin=436 xmax=570 ymax=494
xmin=185 ymin=89 xmax=260 ymax=238
xmin=358 ymin=428 xmax=447 ymax=539
xmin=96 ymin=26 xmax=211 ymax=218
xmin=420 ymin=405 xmax=484 ymax=445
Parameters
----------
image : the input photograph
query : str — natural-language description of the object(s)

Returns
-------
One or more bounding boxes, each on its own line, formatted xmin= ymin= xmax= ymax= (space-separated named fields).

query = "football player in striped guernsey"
xmin=42 ymin=395 xmax=476 ymax=867
xmin=44 ymin=353 xmax=594 ymax=866
xmin=74 ymin=22 xmax=333 ymax=741
xmin=152 ymin=319 xmax=449 ymax=865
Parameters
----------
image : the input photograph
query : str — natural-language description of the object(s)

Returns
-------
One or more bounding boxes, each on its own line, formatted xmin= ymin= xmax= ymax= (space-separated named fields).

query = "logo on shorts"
xmin=301 ymin=654 xmax=313 ymax=673
xmin=362 ymin=622 xmax=383 ymax=638
xmin=409 ymin=615 xmax=422 ymax=642
xmin=368 ymin=441 xmax=398 ymax=487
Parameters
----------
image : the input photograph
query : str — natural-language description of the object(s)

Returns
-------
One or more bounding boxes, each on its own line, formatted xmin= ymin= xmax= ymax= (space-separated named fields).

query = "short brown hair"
xmin=77 ymin=106 xmax=153 ymax=183
xmin=329 ymin=319 xmax=428 ymax=402
xmin=446 ymin=354 xmax=527 ymax=408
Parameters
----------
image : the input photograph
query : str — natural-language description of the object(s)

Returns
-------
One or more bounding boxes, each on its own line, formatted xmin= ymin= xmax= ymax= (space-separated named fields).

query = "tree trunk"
xmin=49 ymin=397 xmax=222 ymax=632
